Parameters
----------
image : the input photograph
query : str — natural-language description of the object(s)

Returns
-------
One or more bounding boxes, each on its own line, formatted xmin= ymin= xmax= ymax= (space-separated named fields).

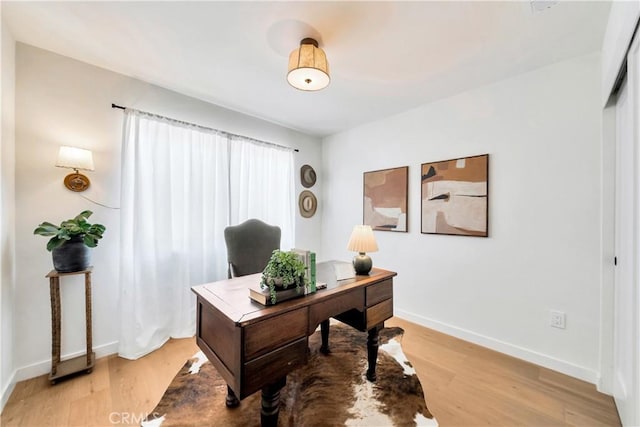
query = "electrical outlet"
xmin=550 ymin=310 xmax=566 ymax=329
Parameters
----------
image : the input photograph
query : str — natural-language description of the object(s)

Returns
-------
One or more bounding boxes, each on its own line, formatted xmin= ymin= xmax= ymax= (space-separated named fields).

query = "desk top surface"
xmin=192 ymin=261 xmax=396 ymax=326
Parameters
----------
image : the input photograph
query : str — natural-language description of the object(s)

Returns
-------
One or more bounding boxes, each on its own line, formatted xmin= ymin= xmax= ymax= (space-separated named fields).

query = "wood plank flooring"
xmin=2 ymin=338 xmax=197 ymax=427
xmin=386 ymin=317 xmax=620 ymax=426
xmin=1 ymin=317 xmax=621 ymax=426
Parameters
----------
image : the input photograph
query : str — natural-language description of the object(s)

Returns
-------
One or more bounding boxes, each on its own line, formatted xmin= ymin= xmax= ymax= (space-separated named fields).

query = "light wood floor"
xmin=1 ymin=317 xmax=621 ymax=426
xmin=387 ymin=317 xmax=620 ymax=426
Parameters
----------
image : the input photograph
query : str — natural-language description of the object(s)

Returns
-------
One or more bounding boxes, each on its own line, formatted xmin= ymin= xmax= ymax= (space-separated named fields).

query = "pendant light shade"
xmin=287 ymin=38 xmax=330 ymax=91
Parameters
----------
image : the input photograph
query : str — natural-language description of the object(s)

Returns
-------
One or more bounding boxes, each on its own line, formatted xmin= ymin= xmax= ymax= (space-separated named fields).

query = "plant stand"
xmin=47 ymin=267 xmax=95 ymax=384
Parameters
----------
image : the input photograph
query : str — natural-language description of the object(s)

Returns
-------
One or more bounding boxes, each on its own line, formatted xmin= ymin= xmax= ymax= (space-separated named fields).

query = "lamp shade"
xmin=287 ymin=38 xmax=330 ymax=91
xmin=55 ymin=146 xmax=94 ymax=171
xmin=347 ymin=225 xmax=378 ymax=253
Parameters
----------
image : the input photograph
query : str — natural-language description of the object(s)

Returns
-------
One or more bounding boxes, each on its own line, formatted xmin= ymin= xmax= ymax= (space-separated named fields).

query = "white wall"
xmin=1 ymin=13 xmax=17 ymax=409
xmin=322 ymin=53 xmax=603 ymax=383
xmin=13 ymin=43 xmax=322 ymax=380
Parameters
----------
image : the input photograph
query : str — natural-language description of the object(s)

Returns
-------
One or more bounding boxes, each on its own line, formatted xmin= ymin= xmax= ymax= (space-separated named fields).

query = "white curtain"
xmin=118 ymin=110 xmax=295 ymax=359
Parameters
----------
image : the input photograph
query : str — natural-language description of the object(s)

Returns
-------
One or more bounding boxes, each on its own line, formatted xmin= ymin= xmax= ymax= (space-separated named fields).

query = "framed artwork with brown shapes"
xmin=363 ymin=166 xmax=408 ymax=232
xmin=421 ymin=154 xmax=488 ymax=237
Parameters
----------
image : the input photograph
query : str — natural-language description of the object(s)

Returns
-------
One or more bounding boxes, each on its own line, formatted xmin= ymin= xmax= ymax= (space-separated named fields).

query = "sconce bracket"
xmin=64 ymin=172 xmax=91 ymax=192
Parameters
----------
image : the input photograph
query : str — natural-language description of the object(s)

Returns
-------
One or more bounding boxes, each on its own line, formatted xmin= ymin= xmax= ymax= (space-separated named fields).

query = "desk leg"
xmin=225 ymin=386 xmax=240 ymax=408
xmin=366 ymin=325 xmax=381 ymax=382
xmin=261 ymin=377 xmax=286 ymax=427
xmin=320 ymin=319 xmax=330 ymax=354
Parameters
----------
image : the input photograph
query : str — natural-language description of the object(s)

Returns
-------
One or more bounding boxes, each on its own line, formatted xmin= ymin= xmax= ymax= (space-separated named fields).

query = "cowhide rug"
xmin=142 ymin=325 xmax=437 ymax=426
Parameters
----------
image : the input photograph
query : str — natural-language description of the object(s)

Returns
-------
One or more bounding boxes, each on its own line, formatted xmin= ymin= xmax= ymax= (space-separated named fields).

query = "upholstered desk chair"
xmin=224 ymin=218 xmax=281 ymax=279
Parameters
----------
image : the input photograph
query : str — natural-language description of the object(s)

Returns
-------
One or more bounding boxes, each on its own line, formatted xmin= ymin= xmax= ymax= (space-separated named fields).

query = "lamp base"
xmin=352 ymin=252 xmax=372 ymax=275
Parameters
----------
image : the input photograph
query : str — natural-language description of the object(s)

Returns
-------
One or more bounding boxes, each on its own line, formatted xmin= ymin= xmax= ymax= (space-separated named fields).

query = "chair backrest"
xmin=224 ymin=219 xmax=281 ymax=278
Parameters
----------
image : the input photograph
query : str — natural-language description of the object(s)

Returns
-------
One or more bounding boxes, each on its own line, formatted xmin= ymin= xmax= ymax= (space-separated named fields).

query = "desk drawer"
xmin=244 ymin=308 xmax=307 ymax=360
xmin=366 ymin=279 xmax=393 ymax=307
xmin=366 ymin=298 xmax=393 ymax=329
xmin=242 ymin=337 xmax=307 ymax=397
xmin=309 ymin=289 xmax=363 ymax=333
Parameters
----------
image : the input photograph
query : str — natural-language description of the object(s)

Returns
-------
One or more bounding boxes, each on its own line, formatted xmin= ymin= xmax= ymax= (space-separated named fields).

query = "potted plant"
xmin=260 ymin=250 xmax=308 ymax=304
xmin=33 ymin=210 xmax=106 ymax=273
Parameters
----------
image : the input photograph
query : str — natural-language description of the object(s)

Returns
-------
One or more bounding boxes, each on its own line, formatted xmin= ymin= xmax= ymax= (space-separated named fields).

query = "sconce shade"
xmin=287 ymin=38 xmax=330 ymax=91
xmin=55 ymin=146 xmax=94 ymax=192
xmin=56 ymin=146 xmax=94 ymax=171
xmin=347 ymin=225 xmax=378 ymax=253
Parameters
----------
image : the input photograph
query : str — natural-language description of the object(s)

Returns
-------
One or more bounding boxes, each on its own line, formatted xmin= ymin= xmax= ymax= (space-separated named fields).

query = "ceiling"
xmin=3 ymin=1 xmax=611 ymax=137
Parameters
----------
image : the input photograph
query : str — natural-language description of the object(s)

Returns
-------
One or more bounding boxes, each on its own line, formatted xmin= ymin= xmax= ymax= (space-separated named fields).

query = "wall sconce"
xmin=55 ymin=146 xmax=94 ymax=192
xmin=347 ymin=225 xmax=379 ymax=275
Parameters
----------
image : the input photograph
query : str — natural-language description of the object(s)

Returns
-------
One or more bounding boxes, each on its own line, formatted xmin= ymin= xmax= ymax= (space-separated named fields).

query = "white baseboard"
xmin=597 ymin=373 xmax=612 ymax=395
xmin=15 ymin=341 xmax=119 ymax=383
xmin=395 ymin=309 xmax=599 ymax=385
xmin=1 ymin=369 xmax=17 ymax=412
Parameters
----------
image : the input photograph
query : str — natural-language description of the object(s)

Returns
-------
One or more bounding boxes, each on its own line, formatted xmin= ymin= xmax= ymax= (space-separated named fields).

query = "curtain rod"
xmin=111 ymin=103 xmax=299 ymax=153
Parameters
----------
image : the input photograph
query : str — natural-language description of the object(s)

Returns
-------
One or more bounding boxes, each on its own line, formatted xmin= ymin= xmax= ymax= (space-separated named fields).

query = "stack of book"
xmin=248 ymin=282 xmax=304 ymax=306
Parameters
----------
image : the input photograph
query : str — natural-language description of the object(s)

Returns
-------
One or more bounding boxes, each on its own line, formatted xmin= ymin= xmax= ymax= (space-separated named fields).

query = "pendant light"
xmin=287 ymin=38 xmax=330 ymax=91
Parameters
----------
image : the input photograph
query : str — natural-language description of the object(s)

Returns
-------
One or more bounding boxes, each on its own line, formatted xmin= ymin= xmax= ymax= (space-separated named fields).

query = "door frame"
xmin=600 ymin=30 xmax=640 ymax=427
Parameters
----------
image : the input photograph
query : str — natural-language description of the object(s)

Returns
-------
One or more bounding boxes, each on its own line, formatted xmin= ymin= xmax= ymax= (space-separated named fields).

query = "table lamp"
xmin=347 ymin=225 xmax=378 ymax=275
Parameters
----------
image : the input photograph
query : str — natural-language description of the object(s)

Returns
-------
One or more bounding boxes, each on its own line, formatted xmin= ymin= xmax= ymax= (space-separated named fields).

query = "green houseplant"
xmin=34 ymin=210 xmax=106 ymax=272
xmin=260 ymin=250 xmax=308 ymax=304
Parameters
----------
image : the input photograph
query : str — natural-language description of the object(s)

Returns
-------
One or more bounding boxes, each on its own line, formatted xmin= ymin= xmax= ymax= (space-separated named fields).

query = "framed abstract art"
xmin=363 ymin=166 xmax=408 ymax=232
xmin=421 ymin=154 xmax=488 ymax=237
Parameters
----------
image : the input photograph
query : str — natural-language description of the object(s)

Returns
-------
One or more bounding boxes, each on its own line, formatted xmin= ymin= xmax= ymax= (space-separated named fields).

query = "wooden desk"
xmin=192 ymin=262 xmax=396 ymax=427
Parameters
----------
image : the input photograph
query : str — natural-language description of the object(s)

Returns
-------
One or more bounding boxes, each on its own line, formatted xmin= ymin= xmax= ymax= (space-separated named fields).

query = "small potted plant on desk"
xmin=34 ymin=210 xmax=106 ymax=273
xmin=260 ymin=250 xmax=308 ymax=304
